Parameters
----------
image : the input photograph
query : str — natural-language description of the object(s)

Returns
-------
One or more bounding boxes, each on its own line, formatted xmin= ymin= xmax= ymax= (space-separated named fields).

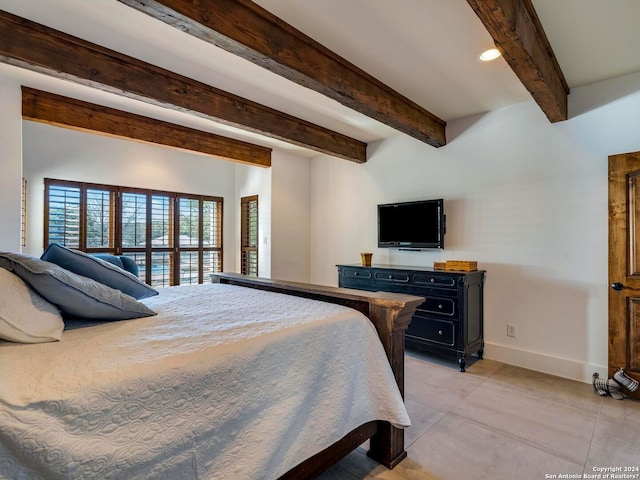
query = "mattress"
xmin=0 ymin=282 xmax=410 ymax=479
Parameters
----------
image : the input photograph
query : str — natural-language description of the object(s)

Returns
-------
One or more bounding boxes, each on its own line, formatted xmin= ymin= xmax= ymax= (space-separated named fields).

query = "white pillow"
xmin=0 ymin=267 xmax=64 ymax=343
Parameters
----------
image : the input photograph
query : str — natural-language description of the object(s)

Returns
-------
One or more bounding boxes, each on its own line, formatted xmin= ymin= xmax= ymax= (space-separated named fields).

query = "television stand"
xmin=337 ymin=264 xmax=485 ymax=371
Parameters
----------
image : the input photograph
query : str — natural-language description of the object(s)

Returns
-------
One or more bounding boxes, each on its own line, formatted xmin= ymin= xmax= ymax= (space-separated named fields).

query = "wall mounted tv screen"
xmin=378 ymin=199 xmax=445 ymax=249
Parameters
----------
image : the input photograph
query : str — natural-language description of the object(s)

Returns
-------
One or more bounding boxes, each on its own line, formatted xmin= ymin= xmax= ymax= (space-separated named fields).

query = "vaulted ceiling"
xmin=1 ymin=0 xmax=639 ymax=163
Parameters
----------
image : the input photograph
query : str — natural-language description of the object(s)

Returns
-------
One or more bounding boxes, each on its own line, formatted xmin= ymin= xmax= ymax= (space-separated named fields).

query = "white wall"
xmin=0 ymin=78 xmax=23 ymax=252
xmin=22 ymin=121 xmax=239 ymax=271
xmin=234 ymin=151 xmax=311 ymax=282
xmin=271 ymin=151 xmax=311 ymax=282
xmin=310 ymin=71 xmax=640 ymax=383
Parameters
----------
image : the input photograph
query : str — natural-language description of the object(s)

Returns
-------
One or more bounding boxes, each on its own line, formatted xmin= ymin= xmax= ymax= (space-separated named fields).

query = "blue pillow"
xmin=0 ymin=252 xmax=156 ymax=321
xmin=92 ymin=254 xmax=125 ymax=270
xmin=118 ymin=256 xmax=140 ymax=277
xmin=93 ymin=254 xmax=140 ymax=277
xmin=41 ymin=243 xmax=157 ymax=300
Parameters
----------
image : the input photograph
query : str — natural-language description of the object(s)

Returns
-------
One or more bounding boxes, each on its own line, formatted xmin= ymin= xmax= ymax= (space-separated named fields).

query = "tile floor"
xmin=318 ymin=350 xmax=640 ymax=479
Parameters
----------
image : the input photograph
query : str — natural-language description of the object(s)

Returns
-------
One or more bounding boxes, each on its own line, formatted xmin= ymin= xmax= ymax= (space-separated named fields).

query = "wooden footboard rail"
xmin=212 ymin=273 xmax=424 ymax=477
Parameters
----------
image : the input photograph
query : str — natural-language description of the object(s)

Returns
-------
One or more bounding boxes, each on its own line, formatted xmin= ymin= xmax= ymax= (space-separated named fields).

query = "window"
xmin=44 ymin=179 xmax=223 ymax=287
xmin=240 ymin=195 xmax=258 ymax=276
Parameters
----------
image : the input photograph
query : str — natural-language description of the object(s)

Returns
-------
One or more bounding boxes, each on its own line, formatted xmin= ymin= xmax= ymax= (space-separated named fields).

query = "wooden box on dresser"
xmin=337 ymin=264 xmax=485 ymax=371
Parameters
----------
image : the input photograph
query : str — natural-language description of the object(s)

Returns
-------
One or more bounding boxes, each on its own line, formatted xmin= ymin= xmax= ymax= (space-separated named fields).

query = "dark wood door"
xmin=608 ymin=151 xmax=640 ymax=397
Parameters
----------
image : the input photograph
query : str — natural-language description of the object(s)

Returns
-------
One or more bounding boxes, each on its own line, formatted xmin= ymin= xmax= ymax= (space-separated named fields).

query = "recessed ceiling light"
xmin=479 ymin=48 xmax=501 ymax=61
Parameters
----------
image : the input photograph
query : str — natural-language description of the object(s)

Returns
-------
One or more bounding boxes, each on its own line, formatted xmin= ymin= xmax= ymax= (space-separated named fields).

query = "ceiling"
xmin=1 ymin=0 xmax=639 ymax=157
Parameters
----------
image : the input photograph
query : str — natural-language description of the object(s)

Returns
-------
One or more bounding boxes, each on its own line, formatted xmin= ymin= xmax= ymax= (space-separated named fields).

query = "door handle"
xmin=612 ymin=282 xmax=625 ymax=291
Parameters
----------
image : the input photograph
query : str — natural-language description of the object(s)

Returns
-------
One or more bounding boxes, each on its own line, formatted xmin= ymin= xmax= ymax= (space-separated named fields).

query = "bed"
xmin=0 ymin=254 xmax=423 ymax=479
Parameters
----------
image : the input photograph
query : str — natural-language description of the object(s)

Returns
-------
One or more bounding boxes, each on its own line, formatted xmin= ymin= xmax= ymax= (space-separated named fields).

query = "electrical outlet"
xmin=507 ymin=323 xmax=517 ymax=338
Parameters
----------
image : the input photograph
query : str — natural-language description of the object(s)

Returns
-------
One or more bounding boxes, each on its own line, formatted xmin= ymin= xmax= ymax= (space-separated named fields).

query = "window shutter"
xmin=86 ymin=188 xmax=115 ymax=248
xmin=46 ymin=183 xmax=81 ymax=248
xmin=240 ymin=195 xmax=258 ymax=276
xmin=203 ymin=198 xmax=223 ymax=276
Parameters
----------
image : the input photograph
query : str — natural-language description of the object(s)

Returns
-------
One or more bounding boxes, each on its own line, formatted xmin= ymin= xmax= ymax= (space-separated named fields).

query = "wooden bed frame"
xmin=213 ymin=273 xmax=424 ymax=479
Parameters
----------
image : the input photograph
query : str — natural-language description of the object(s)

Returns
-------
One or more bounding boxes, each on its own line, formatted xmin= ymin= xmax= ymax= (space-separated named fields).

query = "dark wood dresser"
xmin=337 ymin=264 xmax=485 ymax=371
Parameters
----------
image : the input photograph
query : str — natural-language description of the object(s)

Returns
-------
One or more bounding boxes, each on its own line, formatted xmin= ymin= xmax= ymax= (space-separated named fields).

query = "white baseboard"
xmin=484 ymin=342 xmax=607 ymax=385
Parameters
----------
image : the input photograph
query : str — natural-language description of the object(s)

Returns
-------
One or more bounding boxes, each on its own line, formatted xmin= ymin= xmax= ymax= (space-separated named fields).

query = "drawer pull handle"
xmin=438 ymin=330 xmax=444 ymax=335
xmin=354 ymin=272 xmax=359 ymax=276
xmin=389 ymin=275 xmax=393 ymax=279
xmin=438 ymin=304 xmax=444 ymax=310
xmin=430 ymin=278 xmax=436 ymax=283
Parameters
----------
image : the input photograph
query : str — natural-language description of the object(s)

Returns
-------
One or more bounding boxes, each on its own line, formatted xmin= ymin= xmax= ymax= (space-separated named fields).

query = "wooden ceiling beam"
xmin=0 ymin=10 xmax=365 ymax=162
xmin=467 ymin=0 xmax=569 ymax=122
xmin=21 ymin=87 xmax=272 ymax=167
xmin=117 ymin=0 xmax=447 ymax=148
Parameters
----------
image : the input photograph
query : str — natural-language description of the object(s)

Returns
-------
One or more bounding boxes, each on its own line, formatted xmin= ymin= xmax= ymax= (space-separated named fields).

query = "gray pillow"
xmin=0 ymin=252 xmax=156 ymax=321
xmin=41 ymin=243 xmax=157 ymax=300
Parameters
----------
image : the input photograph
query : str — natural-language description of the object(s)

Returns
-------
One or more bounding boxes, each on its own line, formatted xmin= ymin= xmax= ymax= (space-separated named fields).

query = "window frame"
xmin=44 ymin=178 xmax=223 ymax=286
xmin=240 ymin=194 xmax=259 ymax=277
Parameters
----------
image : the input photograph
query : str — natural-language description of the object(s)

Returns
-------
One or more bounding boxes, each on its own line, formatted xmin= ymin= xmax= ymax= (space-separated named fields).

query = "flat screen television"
xmin=378 ymin=199 xmax=445 ymax=249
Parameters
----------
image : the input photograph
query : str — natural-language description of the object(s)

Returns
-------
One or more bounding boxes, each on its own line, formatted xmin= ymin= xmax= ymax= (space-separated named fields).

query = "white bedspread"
xmin=0 ymin=283 xmax=410 ymax=480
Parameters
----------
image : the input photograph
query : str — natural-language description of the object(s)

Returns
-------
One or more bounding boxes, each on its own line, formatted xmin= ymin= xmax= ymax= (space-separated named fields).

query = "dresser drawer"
xmin=374 ymin=270 xmax=410 ymax=283
xmin=406 ymin=317 xmax=455 ymax=347
xmin=340 ymin=268 xmax=372 ymax=280
xmin=414 ymin=273 xmax=458 ymax=288
xmin=417 ymin=296 xmax=456 ymax=317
